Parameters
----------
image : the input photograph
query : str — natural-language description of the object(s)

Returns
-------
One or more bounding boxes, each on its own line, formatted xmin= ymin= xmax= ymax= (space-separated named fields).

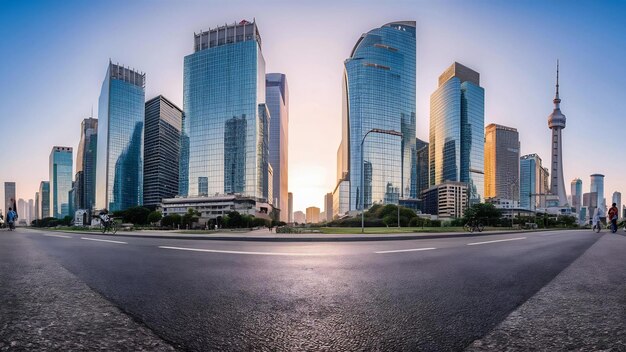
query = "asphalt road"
xmin=0 ymin=229 xmax=606 ymax=351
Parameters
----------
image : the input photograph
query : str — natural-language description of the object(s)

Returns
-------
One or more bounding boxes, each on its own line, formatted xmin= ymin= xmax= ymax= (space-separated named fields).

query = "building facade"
xmin=590 ymin=174 xmax=605 ymax=211
xmin=520 ymin=154 xmax=549 ymax=210
xmin=4 ymin=182 xmax=15 ymax=216
xmin=484 ymin=124 xmax=520 ymax=203
xmin=547 ymin=62 xmax=568 ymax=206
xmin=421 ymin=181 xmax=468 ymax=219
xmin=613 ymin=192 xmax=622 ymax=219
xmin=324 ymin=192 xmax=333 ymax=222
xmin=180 ymin=20 xmax=271 ymax=204
xmin=287 ymin=192 xmax=293 ymax=223
xmin=49 ymin=146 xmax=73 ymax=218
xmin=34 ymin=192 xmax=39 ymax=221
xmin=38 ymin=181 xmax=50 ymax=219
xmin=143 ymin=95 xmax=183 ymax=207
xmin=266 ymin=73 xmax=289 ymax=222
xmin=76 ymin=118 xmax=98 ymax=211
xmin=430 ymin=62 xmax=484 ymax=205
xmin=336 ymin=21 xmax=416 ymax=212
xmin=293 ymin=211 xmax=305 ymax=224
xmin=415 ymin=138 xmax=429 ymax=199
xmin=96 ymin=61 xmax=145 ymax=211
xmin=571 ymin=178 xmax=583 ymax=215
xmin=305 ymin=206 xmax=320 ymax=224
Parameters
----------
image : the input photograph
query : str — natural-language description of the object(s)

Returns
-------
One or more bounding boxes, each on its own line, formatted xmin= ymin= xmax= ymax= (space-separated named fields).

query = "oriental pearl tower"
xmin=548 ymin=61 xmax=568 ymax=206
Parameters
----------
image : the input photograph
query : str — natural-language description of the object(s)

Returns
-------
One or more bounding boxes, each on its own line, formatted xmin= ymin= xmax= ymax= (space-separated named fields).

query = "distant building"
xmin=38 ymin=181 xmax=50 ymax=219
xmin=332 ymin=180 xmax=350 ymax=219
xmin=50 ymin=146 xmax=73 ymax=218
xmin=415 ymin=138 xmax=429 ymax=199
xmin=520 ymin=154 xmax=549 ymax=210
xmin=293 ymin=211 xmax=305 ymax=224
xmin=571 ymin=178 xmax=583 ymax=215
xmin=590 ymin=174 xmax=605 ymax=211
xmin=27 ymin=199 xmax=34 ymax=224
xmin=4 ymin=182 xmax=16 ymax=216
xmin=306 ymin=207 xmax=321 ymax=224
xmin=266 ymin=73 xmax=289 ymax=222
xmin=484 ymin=124 xmax=520 ymax=203
xmin=288 ymin=192 xmax=293 ymax=223
xmin=96 ymin=61 xmax=145 ymax=211
xmin=613 ymin=192 xmax=622 ymax=219
xmin=18 ymin=199 xmax=26 ymax=224
xmin=34 ymin=192 xmax=39 ymax=221
xmin=76 ymin=118 xmax=98 ymax=211
xmin=430 ymin=62 xmax=485 ymax=205
xmin=143 ymin=95 xmax=183 ymax=207
xmin=421 ymin=181 xmax=468 ymax=219
xmin=324 ymin=193 xmax=333 ymax=222
xmin=335 ymin=21 xmax=417 ymax=212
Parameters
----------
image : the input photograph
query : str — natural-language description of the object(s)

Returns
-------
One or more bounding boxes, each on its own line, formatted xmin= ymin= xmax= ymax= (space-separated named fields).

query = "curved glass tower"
xmin=341 ymin=21 xmax=416 ymax=210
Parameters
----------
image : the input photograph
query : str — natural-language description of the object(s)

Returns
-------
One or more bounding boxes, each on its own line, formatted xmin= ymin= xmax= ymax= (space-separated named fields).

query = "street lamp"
xmin=361 ymin=128 xmax=403 ymax=233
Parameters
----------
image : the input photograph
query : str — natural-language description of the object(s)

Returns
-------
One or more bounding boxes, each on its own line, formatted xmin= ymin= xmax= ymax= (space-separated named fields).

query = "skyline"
xmin=0 ymin=0 xmax=624 ymax=213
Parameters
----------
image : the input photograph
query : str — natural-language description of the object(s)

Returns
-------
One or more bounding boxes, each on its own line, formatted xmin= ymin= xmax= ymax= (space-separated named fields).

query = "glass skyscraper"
xmin=571 ymin=178 xmax=582 ymax=214
xmin=143 ymin=95 xmax=182 ymax=207
xmin=484 ymin=124 xmax=520 ymax=202
xmin=38 ymin=181 xmax=49 ymax=219
xmin=430 ymin=62 xmax=485 ymax=204
xmin=96 ymin=61 xmax=145 ymax=212
xmin=520 ymin=154 xmax=549 ymax=210
xmin=415 ymin=138 xmax=429 ymax=198
xmin=180 ymin=20 xmax=270 ymax=201
xmin=49 ymin=146 xmax=73 ymax=218
xmin=266 ymin=73 xmax=289 ymax=221
xmin=590 ymin=174 xmax=605 ymax=210
xmin=4 ymin=182 xmax=15 ymax=216
xmin=76 ymin=117 xmax=98 ymax=210
xmin=337 ymin=21 xmax=416 ymax=211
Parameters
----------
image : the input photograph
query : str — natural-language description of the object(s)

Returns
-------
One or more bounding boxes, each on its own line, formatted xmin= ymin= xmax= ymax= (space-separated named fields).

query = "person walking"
xmin=6 ymin=207 xmax=18 ymax=231
xmin=592 ymin=207 xmax=603 ymax=233
xmin=608 ymin=203 xmax=619 ymax=233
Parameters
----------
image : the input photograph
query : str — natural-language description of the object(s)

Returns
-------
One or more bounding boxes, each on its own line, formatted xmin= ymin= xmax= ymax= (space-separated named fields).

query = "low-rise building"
xmin=293 ymin=211 xmax=306 ymax=224
xmin=306 ymin=206 xmax=320 ymax=224
xmin=422 ymin=182 xmax=468 ymax=219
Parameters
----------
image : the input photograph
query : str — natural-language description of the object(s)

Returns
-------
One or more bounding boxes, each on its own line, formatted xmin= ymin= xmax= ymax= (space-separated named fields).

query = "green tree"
xmin=463 ymin=203 xmax=502 ymax=225
xmin=147 ymin=211 xmax=162 ymax=225
xmin=182 ymin=209 xmax=200 ymax=229
xmin=124 ymin=206 xmax=151 ymax=225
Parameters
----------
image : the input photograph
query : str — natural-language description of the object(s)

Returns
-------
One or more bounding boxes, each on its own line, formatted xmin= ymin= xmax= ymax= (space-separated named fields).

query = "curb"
xmin=41 ymin=228 xmax=571 ymax=242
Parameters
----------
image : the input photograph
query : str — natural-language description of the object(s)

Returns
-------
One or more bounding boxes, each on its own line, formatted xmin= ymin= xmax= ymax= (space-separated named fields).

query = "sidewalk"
xmin=466 ymin=233 xmax=626 ymax=351
xmin=43 ymin=227 xmax=566 ymax=242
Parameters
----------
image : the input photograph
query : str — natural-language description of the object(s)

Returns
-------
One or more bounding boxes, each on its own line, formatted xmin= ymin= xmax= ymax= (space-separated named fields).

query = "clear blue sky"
xmin=0 ymin=0 xmax=624 ymax=212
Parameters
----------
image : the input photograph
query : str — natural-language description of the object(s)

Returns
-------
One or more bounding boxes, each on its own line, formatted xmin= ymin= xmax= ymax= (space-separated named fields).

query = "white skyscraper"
xmin=547 ymin=61 xmax=568 ymax=206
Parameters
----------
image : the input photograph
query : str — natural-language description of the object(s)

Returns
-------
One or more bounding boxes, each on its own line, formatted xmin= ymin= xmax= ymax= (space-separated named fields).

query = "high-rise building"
xmin=547 ymin=62 xmax=568 ymax=206
xmin=422 ymin=181 xmax=468 ymax=219
xmin=430 ymin=62 xmax=485 ymax=205
xmin=335 ymin=21 xmax=416 ymax=212
xmin=96 ymin=61 xmax=145 ymax=211
xmin=38 ymin=181 xmax=50 ymax=219
xmin=520 ymin=154 xmax=549 ymax=210
xmin=143 ymin=95 xmax=183 ymax=207
xmin=266 ymin=73 xmax=289 ymax=222
xmin=571 ymin=178 xmax=583 ymax=215
xmin=293 ymin=211 xmax=305 ymax=224
xmin=49 ymin=146 xmax=73 ymax=218
xmin=28 ymin=199 xmax=34 ymax=224
xmin=18 ymin=199 xmax=26 ymax=224
xmin=324 ymin=193 xmax=333 ymax=222
xmin=590 ymin=174 xmax=605 ymax=211
xmin=4 ymin=182 xmax=16 ymax=216
xmin=287 ymin=192 xmax=293 ymax=223
xmin=180 ymin=20 xmax=271 ymax=204
xmin=305 ymin=206 xmax=321 ymax=224
xmin=76 ymin=118 xmax=98 ymax=210
xmin=415 ymin=138 xmax=429 ymax=199
xmin=34 ymin=192 xmax=39 ymax=221
xmin=484 ymin=124 xmax=520 ymax=203
xmin=613 ymin=192 xmax=622 ymax=219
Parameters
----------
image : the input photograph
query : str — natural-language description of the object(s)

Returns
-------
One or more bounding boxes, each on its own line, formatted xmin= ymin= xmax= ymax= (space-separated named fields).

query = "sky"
xmin=0 ymin=0 xmax=624 ymax=214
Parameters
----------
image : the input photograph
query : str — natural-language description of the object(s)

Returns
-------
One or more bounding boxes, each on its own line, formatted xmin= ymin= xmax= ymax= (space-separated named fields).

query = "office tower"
xmin=548 ymin=62 xmax=568 ymax=206
xmin=28 ymin=199 xmax=34 ymax=224
xmin=520 ymin=154 xmax=549 ymax=210
xmin=76 ymin=118 xmax=98 ymax=210
xmin=306 ymin=206 xmax=321 ymax=224
xmin=38 ymin=181 xmax=50 ymax=219
xmin=335 ymin=21 xmax=416 ymax=212
xmin=4 ymin=182 xmax=15 ymax=216
xmin=571 ymin=178 xmax=583 ymax=214
xmin=613 ymin=192 xmax=622 ymax=219
xmin=18 ymin=199 xmax=26 ymax=223
xmin=49 ymin=146 xmax=73 ymax=218
xmin=324 ymin=192 xmax=333 ymax=222
xmin=266 ymin=73 xmax=289 ymax=222
xmin=143 ymin=95 xmax=183 ymax=207
xmin=422 ymin=181 xmax=468 ymax=218
xmin=484 ymin=124 xmax=520 ymax=203
xmin=430 ymin=62 xmax=485 ymax=204
xmin=416 ymin=138 xmax=429 ymax=198
xmin=96 ymin=61 xmax=145 ymax=211
xmin=293 ymin=211 xmax=306 ymax=224
xmin=180 ymin=20 xmax=271 ymax=203
xmin=288 ymin=192 xmax=293 ymax=223
xmin=590 ymin=174 xmax=605 ymax=211
xmin=34 ymin=192 xmax=39 ymax=221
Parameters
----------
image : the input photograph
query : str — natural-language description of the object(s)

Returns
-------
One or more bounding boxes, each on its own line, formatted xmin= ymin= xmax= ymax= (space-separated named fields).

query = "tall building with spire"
xmin=547 ymin=61 xmax=568 ymax=206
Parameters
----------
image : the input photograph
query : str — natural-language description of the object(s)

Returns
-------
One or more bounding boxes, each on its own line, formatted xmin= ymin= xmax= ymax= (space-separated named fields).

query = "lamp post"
xmin=361 ymin=128 xmax=403 ymax=233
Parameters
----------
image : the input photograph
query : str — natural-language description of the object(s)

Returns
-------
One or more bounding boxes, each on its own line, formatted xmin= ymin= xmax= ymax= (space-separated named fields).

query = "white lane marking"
xmin=158 ymin=246 xmax=325 ymax=256
xmin=81 ymin=237 xmax=127 ymax=244
xmin=43 ymin=234 xmax=72 ymax=239
xmin=375 ymin=247 xmax=436 ymax=254
xmin=466 ymin=237 xmax=526 ymax=246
